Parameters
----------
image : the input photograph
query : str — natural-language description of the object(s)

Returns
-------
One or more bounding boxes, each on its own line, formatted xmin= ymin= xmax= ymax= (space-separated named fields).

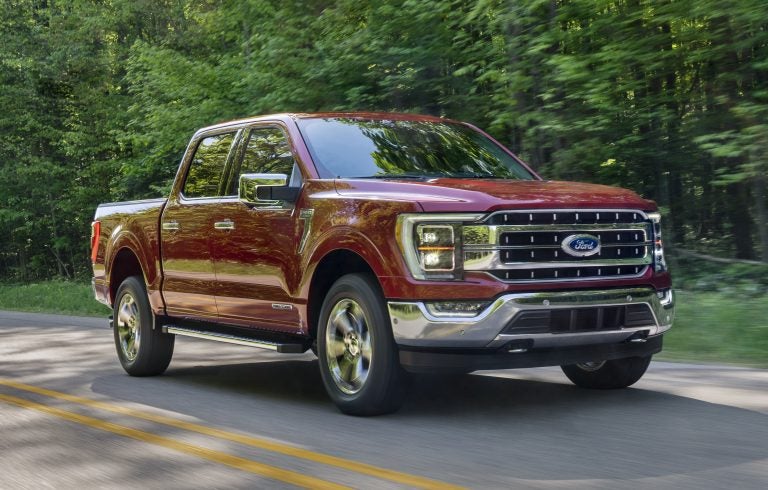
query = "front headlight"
xmin=417 ymin=224 xmax=455 ymax=271
xmin=647 ymin=212 xmax=667 ymax=272
xmin=396 ymin=214 xmax=485 ymax=280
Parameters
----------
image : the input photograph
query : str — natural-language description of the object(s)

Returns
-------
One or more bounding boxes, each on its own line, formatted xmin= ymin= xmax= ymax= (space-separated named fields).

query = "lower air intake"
xmin=501 ymin=304 xmax=655 ymax=335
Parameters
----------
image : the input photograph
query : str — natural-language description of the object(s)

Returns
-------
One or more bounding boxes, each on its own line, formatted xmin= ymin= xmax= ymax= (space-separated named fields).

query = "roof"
xmin=194 ymin=111 xmax=460 ymax=135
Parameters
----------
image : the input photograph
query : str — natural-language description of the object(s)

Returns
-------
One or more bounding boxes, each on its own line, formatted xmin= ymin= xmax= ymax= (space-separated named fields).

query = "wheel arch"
xmin=306 ymin=249 xmax=382 ymax=341
xmin=108 ymin=247 xmax=145 ymax=305
xmin=104 ymin=222 xmax=163 ymax=312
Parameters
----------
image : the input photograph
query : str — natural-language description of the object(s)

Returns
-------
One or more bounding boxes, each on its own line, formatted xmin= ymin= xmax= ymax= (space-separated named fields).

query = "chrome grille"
xmin=500 ymin=230 xmax=647 ymax=262
xmin=463 ymin=209 xmax=654 ymax=283
xmin=487 ymin=210 xmax=647 ymax=226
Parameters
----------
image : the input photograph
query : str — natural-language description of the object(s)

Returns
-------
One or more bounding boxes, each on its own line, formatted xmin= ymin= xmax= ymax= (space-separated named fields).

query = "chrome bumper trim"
xmin=388 ymin=288 xmax=674 ymax=348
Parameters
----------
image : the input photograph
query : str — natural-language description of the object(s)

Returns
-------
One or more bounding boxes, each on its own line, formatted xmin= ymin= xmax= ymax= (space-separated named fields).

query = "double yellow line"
xmin=0 ymin=379 xmax=462 ymax=489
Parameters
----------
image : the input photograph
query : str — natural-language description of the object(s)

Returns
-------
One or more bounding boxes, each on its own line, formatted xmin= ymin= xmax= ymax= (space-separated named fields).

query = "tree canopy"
xmin=0 ymin=0 xmax=766 ymax=280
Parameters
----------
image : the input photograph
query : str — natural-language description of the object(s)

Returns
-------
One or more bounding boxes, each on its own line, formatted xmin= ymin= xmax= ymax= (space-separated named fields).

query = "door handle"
xmin=214 ymin=220 xmax=235 ymax=230
xmin=162 ymin=221 xmax=180 ymax=231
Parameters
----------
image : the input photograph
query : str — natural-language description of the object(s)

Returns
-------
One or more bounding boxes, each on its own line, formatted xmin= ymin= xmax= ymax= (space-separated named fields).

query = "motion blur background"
xmin=0 ymin=0 xmax=765 ymax=364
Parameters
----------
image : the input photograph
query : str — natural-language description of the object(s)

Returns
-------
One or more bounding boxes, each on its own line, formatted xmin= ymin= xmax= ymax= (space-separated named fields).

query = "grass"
xmin=657 ymin=290 xmax=768 ymax=368
xmin=0 ymin=281 xmax=109 ymax=317
xmin=0 ymin=281 xmax=765 ymax=368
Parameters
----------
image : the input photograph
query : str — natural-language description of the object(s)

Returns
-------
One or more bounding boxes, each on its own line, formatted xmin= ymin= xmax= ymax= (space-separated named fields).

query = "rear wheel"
xmin=113 ymin=276 xmax=174 ymax=376
xmin=561 ymin=355 xmax=652 ymax=389
xmin=317 ymin=274 xmax=406 ymax=415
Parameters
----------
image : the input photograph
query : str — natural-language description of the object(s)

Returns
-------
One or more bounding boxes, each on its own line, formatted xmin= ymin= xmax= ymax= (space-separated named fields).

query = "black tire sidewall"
xmin=113 ymin=276 xmax=173 ymax=376
xmin=562 ymin=355 xmax=652 ymax=389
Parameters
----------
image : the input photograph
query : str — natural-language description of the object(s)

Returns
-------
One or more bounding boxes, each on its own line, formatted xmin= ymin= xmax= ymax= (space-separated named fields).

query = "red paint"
xmin=334 ymin=179 xmax=655 ymax=213
xmin=93 ymin=113 xmax=669 ymax=336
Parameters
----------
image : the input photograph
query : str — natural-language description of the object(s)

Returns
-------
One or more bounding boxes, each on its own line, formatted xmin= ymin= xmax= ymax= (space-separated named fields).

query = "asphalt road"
xmin=1 ymin=310 xmax=767 ymax=489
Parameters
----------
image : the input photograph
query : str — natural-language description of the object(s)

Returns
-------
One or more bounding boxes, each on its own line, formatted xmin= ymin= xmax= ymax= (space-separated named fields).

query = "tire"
xmin=317 ymin=273 xmax=406 ymax=415
xmin=113 ymin=276 xmax=174 ymax=376
xmin=561 ymin=355 xmax=652 ymax=389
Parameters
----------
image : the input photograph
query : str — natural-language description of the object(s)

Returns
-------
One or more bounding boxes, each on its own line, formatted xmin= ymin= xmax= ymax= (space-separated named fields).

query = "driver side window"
xmin=228 ymin=127 xmax=296 ymax=195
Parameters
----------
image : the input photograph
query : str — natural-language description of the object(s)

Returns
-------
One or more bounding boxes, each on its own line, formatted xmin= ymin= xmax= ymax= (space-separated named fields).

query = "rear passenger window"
xmin=183 ymin=132 xmax=236 ymax=198
xmin=228 ymin=127 xmax=296 ymax=195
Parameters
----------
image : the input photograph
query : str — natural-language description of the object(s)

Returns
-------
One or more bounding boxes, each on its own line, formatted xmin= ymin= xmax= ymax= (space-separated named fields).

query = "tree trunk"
xmin=753 ymin=172 xmax=768 ymax=262
xmin=730 ymin=182 xmax=755 ymax=260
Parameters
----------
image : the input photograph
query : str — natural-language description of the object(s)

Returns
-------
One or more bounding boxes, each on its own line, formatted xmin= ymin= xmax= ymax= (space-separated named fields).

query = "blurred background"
xmin=0 ymin=0 xmax=765 ymax=365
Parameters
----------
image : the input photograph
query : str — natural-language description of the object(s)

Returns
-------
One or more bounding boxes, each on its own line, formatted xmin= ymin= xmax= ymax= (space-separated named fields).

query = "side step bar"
xmin=162 ymin=325 xmax=307 ymax=354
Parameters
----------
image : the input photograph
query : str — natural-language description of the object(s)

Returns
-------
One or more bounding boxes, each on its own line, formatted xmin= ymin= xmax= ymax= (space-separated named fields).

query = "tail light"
xmin=90 ymin=221 xmax=101 ymax=264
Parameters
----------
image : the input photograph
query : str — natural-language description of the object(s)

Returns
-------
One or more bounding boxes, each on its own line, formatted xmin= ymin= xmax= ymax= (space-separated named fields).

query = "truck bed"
xmin=92 ymin=198 xmax=167 ymax=309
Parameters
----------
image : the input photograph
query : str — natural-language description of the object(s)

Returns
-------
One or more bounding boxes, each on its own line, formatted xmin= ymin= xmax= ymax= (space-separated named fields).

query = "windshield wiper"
xmin=445 ymin=172 xmax=508 ymax=179
xmin=348 ymin=173 xmax=438 ymax=180
xmin=348 ymin=172 xmax=511 ymax=180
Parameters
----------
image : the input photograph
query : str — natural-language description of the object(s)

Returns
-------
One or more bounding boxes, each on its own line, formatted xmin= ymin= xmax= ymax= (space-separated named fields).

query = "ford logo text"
xmin=561 ymin=234 xmax=601 ymax=257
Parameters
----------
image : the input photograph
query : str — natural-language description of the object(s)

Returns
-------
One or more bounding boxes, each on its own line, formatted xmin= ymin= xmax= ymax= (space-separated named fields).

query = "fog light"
xmin=425 ymin=301 xmax=489 ymax=317
xmin=657 ymin=288 xmax=673 ymax=306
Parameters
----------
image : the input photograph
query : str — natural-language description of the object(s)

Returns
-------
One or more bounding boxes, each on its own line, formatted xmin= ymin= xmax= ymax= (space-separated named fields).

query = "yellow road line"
xmin=0 ymin=378 xmax=463 ymax=490
xmin=0 ymin=393 xmax=347 ymax=490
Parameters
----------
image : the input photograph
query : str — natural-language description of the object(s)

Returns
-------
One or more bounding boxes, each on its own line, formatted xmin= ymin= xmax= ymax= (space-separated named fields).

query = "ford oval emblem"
xmin=561 ymin=234 xmax=601 ymax=257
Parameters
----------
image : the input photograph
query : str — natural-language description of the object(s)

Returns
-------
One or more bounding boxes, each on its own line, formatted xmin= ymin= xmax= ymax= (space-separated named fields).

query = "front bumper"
xmin=388 ymin=287 xmax=674 ymax=349
xmin=398 ymin=334 xmax=663 ymax=373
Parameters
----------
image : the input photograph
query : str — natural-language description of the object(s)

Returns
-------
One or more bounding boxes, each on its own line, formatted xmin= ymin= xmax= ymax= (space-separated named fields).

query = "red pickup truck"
xmin=91 ymin=112 xmax=675 ymax=415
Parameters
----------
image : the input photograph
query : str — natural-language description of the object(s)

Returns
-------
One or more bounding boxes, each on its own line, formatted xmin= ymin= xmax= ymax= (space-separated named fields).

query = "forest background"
xmin=0 ymin=0 xmax=766 ymax=285
xmin=1 ymin=0 xmax=766 ymax=364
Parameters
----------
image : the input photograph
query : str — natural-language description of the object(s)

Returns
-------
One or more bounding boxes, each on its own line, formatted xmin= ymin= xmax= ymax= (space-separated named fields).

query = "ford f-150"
xmin=91 ymin=112 xmax=675 ymax=415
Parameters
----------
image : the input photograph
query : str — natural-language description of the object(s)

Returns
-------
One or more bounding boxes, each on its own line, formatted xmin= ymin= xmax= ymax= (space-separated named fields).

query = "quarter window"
xmin=183 ymin=132 xmax=236 ymax=198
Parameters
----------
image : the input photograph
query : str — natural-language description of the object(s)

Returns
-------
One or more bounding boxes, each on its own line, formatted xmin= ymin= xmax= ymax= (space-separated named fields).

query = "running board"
xmin=162 ymin=325 xmax=307 ymax=354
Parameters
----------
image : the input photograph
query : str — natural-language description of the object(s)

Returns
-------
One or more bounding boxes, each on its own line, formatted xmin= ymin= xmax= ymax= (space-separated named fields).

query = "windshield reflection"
xmin=297 ymin=118 xmax=535 ymax=180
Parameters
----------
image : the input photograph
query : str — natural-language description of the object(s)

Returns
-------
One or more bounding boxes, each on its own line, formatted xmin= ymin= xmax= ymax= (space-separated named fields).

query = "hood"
xmin=334 ymin=178 xmax=656 ymax=213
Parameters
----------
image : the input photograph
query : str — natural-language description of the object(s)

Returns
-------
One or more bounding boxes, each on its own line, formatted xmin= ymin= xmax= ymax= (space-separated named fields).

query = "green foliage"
xmin=0 ymin=281 xmax=109 ymax=317
xmin=659 ymin=291 xmax=768 ymax=368
xmin=0 ymin=0 xmax=767 ymax=281
xmin=671 ymin=254 xmax=768 ymax=297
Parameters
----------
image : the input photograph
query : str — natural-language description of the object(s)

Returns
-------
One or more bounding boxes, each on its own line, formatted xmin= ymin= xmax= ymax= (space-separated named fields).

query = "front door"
xmin=210 ymin=125 xmax=303 ymax=332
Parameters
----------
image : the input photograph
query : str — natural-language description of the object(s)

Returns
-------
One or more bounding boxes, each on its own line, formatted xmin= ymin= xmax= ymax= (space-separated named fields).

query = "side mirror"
xmin=239 ymin=173 xmax=299 ymax=205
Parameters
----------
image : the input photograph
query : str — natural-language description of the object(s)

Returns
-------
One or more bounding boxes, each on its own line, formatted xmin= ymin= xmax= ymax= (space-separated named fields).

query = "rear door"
xmin=160 ymin=129 xmax=240 ymax=320
xmin=210 ymin=124 xmax=304 ymax=332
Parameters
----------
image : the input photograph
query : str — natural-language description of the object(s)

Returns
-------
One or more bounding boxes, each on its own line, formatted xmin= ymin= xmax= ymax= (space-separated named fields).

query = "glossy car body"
xmin=92 ymin=112 xmax=673 ymax=372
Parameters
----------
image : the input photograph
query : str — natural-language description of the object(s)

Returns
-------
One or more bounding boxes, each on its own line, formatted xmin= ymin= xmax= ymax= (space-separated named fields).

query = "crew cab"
xmin=91 ymin=113 xmax=675 ymax=415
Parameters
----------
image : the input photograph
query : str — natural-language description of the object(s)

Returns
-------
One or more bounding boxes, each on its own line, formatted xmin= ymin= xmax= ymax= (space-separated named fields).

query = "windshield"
xmin=296 ymin=118 xmax=536 ymax=180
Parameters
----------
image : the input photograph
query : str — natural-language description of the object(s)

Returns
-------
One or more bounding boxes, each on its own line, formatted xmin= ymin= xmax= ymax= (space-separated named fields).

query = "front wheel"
xmin=113 ymin=276 xmax=174 ymax=376
xmin=561 ymin=355 xmax=652 ymax=389
xmin=317 ymin=274 xmax=406 ymax=415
